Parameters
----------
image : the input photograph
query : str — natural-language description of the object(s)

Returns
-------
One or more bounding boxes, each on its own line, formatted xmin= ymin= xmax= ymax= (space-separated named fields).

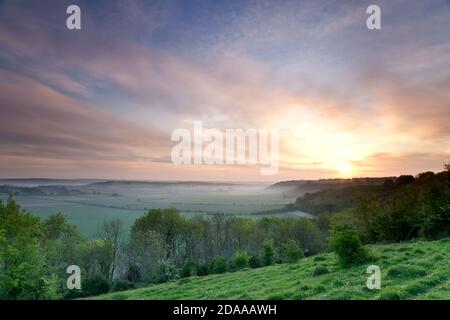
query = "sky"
xmin=0 ymin=0 xmax=449 ymax=181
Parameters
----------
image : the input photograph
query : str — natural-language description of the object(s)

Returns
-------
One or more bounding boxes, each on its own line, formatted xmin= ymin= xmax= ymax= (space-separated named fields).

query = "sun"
xmin=338 ymin=162 xmax=352 ymax=176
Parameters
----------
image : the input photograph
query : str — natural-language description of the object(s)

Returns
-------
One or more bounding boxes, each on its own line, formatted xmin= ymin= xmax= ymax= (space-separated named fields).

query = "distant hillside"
xmin=0 ymin=180 xmax=248 ymax=197
xmin=87 ymin=180 xmax=242 ymax=188
xmin=268 ymin=177 xmax=390 ymax=198
xmin=91 ymin=237 xmax=450 ymax=300
xmin=0 ymin=184 xmax=83 ymax=196
xmin=292 ymin=184 xmax=378 ymax=215
xmin=287 ymin=173 xmax=443 ymax=216
xmin=0 ymin=178 xmax=103 ymax=187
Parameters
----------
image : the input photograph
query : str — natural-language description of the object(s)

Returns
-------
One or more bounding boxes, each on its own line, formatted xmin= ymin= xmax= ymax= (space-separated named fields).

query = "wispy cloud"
xmin=0 ymin=0 xmax=449 ymax=180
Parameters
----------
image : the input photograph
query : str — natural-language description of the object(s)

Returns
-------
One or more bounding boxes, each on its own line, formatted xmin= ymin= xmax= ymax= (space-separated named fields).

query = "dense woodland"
xmin=0 ymin=166 xmax=449 ymax=299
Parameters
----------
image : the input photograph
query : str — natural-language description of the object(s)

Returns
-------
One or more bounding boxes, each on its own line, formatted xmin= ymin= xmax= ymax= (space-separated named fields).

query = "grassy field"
xmin=92 ymin=237 xmax=450 ymax=300
xmin=1 ymin=183 xmax=295 ymax=237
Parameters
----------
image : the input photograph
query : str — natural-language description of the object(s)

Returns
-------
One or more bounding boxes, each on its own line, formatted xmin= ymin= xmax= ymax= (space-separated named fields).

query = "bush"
xmin=281 ymin=240 xmax=304 ymax=263
xmin=0 ymin=243 xmax=59 ymax=300
xmin=249 ymin=254 xmax=261 ymax=268
xmin=261 ymin=239 xmax=276 ymax=266
xmin=82 ymin=275 xmax=110 ymax=297
xmin=196 ymin=263 xmax=209 ymax=276
xmin=180 ymin=260 xmax=197 ymax=278
xmin=232 ymin=251 xmax=249 ymax=270
xmin=312 ymin=266 xmax=329 ymax=277
xmin=157 ymin=260 xmax=178 ymax=283
xmin=420 ymin=205 xmax=450 ymax=240
xmin=329 ymin=225 xmax=369 ymax=267
xmin=210 ymin=256 xmax=227 ymax=274
xmin=112 ymin=280 xmax=134 ymax=292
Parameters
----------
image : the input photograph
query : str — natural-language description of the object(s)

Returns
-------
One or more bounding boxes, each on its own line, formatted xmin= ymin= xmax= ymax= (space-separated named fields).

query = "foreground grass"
xmin=92 ymin=238 xmax=450 ymax=300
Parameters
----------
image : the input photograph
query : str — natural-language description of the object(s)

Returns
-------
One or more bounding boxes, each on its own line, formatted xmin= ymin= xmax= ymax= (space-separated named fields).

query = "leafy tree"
xmin=357 ymin=169 xmax=450 ymax=242
xmin=261 ymin=239 xmax=276 ymax=266
xmin=125 ymin=230 xmax=163 ymax=283
xmin=210 ymin=256 xmax=227 ymax=274
xmin=0 ymin=199 xmax=58 ymax=300
xmin=179 ymin=218 xmax=204 ymax=264
xmin=0 ymin=197 xmax=42 ymax=245
xmin=131 ymin=208 xmax=184 ymax=261
xmin=41 ymin=213 xmax=82 ymax=283
xmin=0 ymin=242 xmax=58 ymax=299
xmin=231 ymin=251 xmax=249 ymax=270
xmin=281 ymin=240 xmax=304 ymax=263
xmin=42 ymin=213 xmax=76 ymax=240
xmin=329 ymin=224 xmax=369 ymax=267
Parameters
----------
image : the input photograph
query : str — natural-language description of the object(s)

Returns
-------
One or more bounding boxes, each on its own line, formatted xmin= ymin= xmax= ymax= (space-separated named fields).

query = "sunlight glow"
xmin=338 ymin=162 xmax=352 ymax=175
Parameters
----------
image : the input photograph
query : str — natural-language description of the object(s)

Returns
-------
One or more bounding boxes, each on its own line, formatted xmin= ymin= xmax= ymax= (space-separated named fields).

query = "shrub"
xmin=261 ymin=239 xmax=276 ymax=266
xmin=157 ymin=260 xmax=178 ymax=283
xmin=210 ymin=256 xmax=227 ymax=274
xmin=249 ymin=254 xmax=261 ymax=268
xmin=180 ymin=260 xmax=197 ymax=278
xmin=281 ymin=240 xmax=304 ymax=263
xmin=196 ymin=263 xmax=209 ymax=276
xmin=420 ymin=205 xmax=450 ymax=240
xmin=82 ymin=275 xmax=110 ymax=297
xmin=0 ymin=243 xmax=59 ymax=300
xmin=112 ymin=280 xmax=134 ymax=292
xmin=232 ymin=251 xmax=250 ymax=270
xmin=312 ymin=266 xmax=329 ymax=277
xmin=329 ymin=225 xmax=369 ymax=267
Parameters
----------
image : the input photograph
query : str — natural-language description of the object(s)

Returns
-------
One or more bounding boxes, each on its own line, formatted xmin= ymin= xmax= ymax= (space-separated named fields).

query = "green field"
xmin=92 ymin=237 xmax=450 ymax=300
xmin=0 ymin=182 xmax=297 ymax=237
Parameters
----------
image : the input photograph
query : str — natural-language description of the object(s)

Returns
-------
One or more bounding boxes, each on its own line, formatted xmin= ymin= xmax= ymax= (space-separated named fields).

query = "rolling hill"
xmin=91 ymin=237 xmax=450 ymax=300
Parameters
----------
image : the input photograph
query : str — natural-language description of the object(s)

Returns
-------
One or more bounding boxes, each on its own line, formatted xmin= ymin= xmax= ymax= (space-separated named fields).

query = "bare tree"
xmin=98 ymin=219 xmax=123 ymax=281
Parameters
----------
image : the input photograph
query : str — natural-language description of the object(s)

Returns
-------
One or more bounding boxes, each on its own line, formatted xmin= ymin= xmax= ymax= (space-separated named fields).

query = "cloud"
xmin=360 ymin=70 xmax=450 ymax=140
xmin=355 ymin=152 xmax=450 ymax=176
xmin=0 ymin=0 xmax=449 ymax=179
xmin=0 ymin=70 xmax=170 ymax=163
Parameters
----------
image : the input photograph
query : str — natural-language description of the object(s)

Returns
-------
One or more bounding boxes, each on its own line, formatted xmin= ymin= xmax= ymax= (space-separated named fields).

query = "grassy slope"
xmin=93 ymin=238 xmax=450 ymax=300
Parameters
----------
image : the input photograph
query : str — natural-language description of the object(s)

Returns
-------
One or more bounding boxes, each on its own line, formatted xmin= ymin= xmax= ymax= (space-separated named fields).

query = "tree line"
xmin=0 ymin=200 xmax=325 ymax=299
